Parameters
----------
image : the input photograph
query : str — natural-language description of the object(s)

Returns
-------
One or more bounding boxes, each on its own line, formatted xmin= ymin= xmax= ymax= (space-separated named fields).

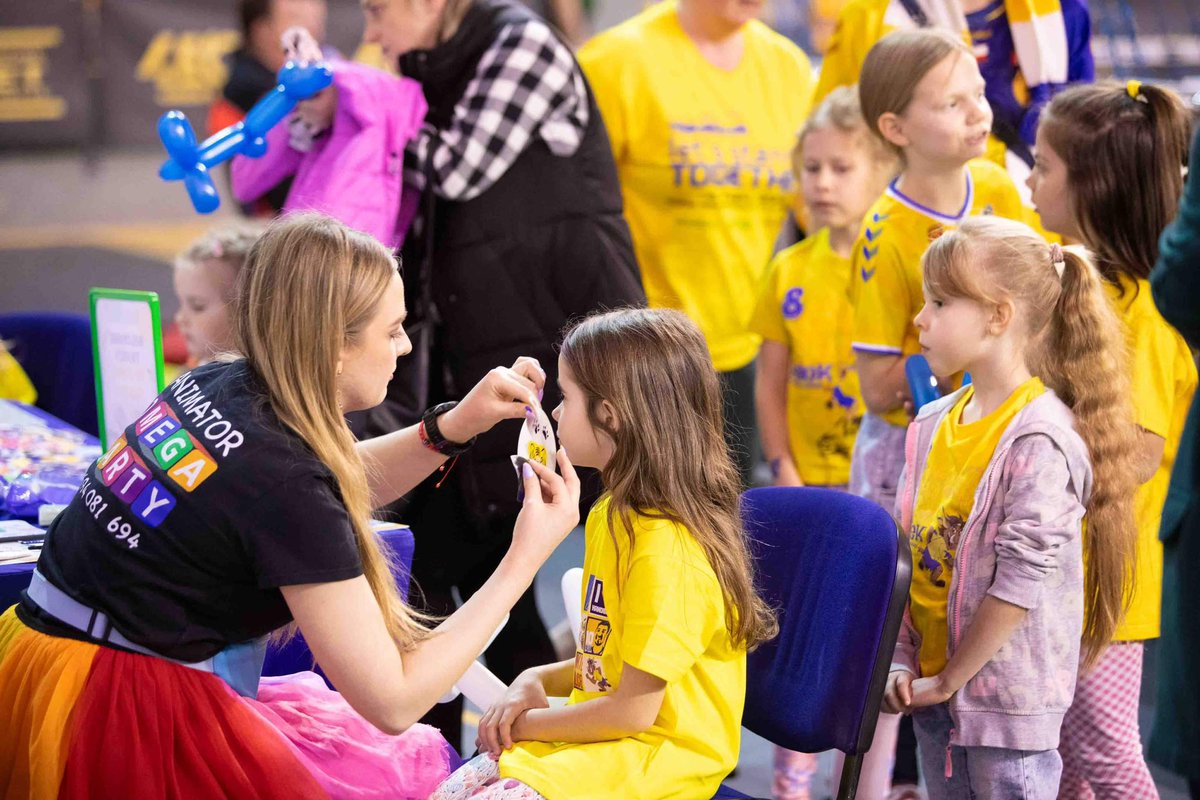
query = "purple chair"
xmin=715 ymin=487 xmax=912 ymax=800
xmin=0 ymin=312 xmax=98 ymax=436
xmin=261 ymin=524 xmax=414 ymax=683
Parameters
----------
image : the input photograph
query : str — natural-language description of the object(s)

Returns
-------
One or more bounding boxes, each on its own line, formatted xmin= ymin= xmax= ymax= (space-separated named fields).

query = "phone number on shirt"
xmin=77 ymin=476 xmax=141 ymax=549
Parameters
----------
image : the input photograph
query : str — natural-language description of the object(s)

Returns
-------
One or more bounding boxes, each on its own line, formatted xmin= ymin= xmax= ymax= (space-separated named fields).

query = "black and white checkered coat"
xmin=404 ymin=19 xmax=589 ymax=201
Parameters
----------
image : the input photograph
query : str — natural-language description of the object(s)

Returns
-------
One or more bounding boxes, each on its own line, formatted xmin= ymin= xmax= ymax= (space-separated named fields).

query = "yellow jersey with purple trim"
xmin=851 ymin=159 xmax=1024 ymax=426
xmin=750 ymin=228 xmax=863 ymax=485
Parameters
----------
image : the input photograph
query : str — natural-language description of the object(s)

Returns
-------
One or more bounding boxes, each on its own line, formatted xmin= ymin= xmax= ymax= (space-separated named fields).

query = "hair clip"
xmin=210 ymin=240 xmax=224 ymax=259
xmin=1126 ymin=80 xmax=1145 ymax=102
xmin=1049 ymin=243 xmax=1066 ymax=279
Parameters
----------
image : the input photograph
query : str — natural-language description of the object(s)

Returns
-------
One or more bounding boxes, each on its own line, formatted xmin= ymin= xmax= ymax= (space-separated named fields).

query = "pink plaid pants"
xmin=1057 ymin=641 xmax=1158 ymax=799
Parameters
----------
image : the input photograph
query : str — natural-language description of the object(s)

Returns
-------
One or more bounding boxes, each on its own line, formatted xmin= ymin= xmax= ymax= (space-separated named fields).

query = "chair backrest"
xmin=740 ymin=486 xmax=911 ymax=756
xmin=0 ymin=312 xmax=97 ymax=436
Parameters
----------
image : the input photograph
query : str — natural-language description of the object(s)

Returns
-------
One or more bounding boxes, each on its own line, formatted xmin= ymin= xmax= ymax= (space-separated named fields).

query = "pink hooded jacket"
xmin=893 ymin=386 xmax=1093 ymax=751
xmin=231 ymin=59 xmax=427 ymax=249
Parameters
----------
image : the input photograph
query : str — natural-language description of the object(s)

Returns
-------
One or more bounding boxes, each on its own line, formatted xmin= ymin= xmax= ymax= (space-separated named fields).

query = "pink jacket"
xmin=231 ymin=60 xmax=427 ymax=249
xmin=893 ymin=386 xmax=1093 ymax=751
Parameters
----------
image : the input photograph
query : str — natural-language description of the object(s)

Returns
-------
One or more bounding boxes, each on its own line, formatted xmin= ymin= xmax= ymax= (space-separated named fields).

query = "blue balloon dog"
xmin=157 ymin=59 xmax=333 ymax=213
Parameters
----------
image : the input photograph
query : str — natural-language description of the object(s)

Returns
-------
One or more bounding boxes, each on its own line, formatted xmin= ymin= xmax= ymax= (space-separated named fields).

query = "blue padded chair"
xmin=714 ymin=487 xmax=912 ymax=800
xmin=0 ymin=312 xmax=98 ymax=436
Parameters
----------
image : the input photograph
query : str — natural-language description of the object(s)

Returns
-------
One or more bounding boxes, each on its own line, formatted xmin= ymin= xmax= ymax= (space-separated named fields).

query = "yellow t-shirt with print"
xmin=851 ymin=159 xmax=1024 ymax=427
xmin=579 ymin=3 xmax=815 ymax=372
xmin=910 ymin=378 xmax=1045 ymax=676
xmin=1105 ymin=275 xmax=1198 ymax=641
xmin=749 ymin=229 xmax=863 ymax=485
xmin=500 ymin=496 xmax=745 ymax=800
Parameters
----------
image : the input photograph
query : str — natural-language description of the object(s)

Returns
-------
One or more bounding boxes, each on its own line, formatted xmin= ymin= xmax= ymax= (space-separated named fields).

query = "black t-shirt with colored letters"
xmin=22 ymin=360 xmax=363 ymax=662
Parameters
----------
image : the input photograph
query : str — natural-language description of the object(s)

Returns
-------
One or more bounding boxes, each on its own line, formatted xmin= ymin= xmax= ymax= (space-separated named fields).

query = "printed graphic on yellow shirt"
xmin=574 ymin=574 xmax=613 ymax=692
xmin=911 ymin=512 xmax=966 ymax=588
xmin=669 ymin=122 xmax=795 ymax=194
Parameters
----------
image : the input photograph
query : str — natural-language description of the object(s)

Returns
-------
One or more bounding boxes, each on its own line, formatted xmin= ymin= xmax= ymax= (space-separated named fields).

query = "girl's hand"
xmin=295 ymin=87 xmax=338 ymax=131
xmin=907 ymin=675 xmax=954 ymax=709
xmin=772 ymin=459 xmax=805 ymax=488
xmin=440 ymin=358 xmax=547 ymax=442
xmin=881 ymin=670 xmax=913 ymax=714
xmin=476 ymin=670 xmax=551 ymax=756
xmin=510 ymin=452 xmax=580 ymax=566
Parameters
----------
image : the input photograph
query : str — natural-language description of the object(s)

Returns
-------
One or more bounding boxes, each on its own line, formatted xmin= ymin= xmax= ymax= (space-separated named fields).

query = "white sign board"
xmin=89 ymin=289 xmax=165 ymax=448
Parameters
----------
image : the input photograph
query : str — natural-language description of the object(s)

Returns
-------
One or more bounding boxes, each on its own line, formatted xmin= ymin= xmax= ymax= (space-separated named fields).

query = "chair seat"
xmin=712 ymin=783 xmax=756 ymax=799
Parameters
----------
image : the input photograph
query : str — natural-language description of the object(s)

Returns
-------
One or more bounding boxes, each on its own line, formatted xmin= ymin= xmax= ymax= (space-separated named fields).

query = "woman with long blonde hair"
xmin=0 ymin=213 xmax=581 ymax=798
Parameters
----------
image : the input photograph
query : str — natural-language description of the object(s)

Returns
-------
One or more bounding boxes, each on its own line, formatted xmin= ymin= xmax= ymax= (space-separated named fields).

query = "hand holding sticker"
xmin=511 ymin=403 xmax=557 ymax=499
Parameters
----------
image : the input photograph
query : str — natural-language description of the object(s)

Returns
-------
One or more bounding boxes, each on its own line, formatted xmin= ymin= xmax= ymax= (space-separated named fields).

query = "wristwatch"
xmin=419 ymin=402 xmax=476 ymax=457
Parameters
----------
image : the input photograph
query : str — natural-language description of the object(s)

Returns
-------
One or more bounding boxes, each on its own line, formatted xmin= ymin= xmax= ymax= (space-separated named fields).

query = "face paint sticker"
xmin=511 ymin=402 xmax=557 ymax=499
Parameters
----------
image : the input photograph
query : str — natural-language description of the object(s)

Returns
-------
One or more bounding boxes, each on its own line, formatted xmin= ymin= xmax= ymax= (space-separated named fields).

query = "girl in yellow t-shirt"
xmin=844 ymin=29 xmax=1025 ymax=796
xmin=1028 ymin=80 xmax=1198 ymax=799
xmin=848 ymin=30 xmax=1023 ymax=513
xmin=882 ymin=216 xmax=1140 ymax=799
xmin=430 ymin=309 xmax=776 ymax=800
xmin=750 ymin=86 xmax=895 ymax=800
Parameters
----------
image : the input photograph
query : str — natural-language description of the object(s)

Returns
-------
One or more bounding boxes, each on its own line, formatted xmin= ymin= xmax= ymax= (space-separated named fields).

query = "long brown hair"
xmin=858 ymin=29 xmax=973 ymax=160
xmin=923 ymin=217 xmax=1139 ymax=667
xmin=235 ymin=213 xmax=427 ymax=649
xmin=1040 ymin=81 xmax=1192 ymax=284
xmin=561 ymin=309 xmax=777 ymax=650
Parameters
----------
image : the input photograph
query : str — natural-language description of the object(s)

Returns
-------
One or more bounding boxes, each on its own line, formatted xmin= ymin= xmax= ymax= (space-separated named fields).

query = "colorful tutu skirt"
xmin=0 ymin=606 xmax=459 ymax=799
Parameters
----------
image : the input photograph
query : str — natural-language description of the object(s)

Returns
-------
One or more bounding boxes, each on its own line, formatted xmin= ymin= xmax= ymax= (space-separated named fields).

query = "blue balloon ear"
xmin=158 ymin=110 xmax=199 ymax=168
xmin=277 ymin=60 xmax=334 ymax=99
xmin=183 ymin=163 xmax=220 ymax=214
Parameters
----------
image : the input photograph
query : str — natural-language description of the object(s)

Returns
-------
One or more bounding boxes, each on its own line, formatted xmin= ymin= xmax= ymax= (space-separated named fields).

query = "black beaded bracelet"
xmin=420 ymin=402 xmax=476 ymax=457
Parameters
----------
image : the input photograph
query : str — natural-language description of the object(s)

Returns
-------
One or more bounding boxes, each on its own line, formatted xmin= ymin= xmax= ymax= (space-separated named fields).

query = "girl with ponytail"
xmin=881 ymin=216 xmax=1139 ymax=798
xmin=1030 ymin=80 xmax=1196 ymax=798
xmin=0 ymin=212 xmax=583 ymax=798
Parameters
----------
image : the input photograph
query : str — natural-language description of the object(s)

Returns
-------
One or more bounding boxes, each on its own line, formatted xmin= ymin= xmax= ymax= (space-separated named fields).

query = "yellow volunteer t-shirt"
xmin=910 ymin=378 xmax=1045 ymax=676
xmin=1105 ymin=275 xmax=1198 ymax=641
xmin=851 ymin=159 xmax=1024 ymax=426
xmin=579 ymin=3 xmax=815 ymax=372
xmin=750 ymin=229 xmax=863 ymax=485
xmin=500 ymin=496 xmax=746 ymax=799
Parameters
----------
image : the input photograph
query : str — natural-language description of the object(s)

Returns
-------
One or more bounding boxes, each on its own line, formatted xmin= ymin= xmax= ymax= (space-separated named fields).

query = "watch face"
xmin=510 ymin=402 xmax=557 ymax=498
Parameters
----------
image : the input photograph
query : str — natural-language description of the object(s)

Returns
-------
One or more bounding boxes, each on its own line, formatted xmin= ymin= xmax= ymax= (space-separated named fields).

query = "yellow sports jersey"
xmin=813 ymin=0 xmax=1026 ymax=171
xmin=1105 ymin=275 xmax=1198 ymax=641
xmin=750 ymin=229 xmax=863 ymax=485
xmin=500 ymin=496 xmax=745 ymax=799
xmin=579 ymin=3 xmax=815 ymax=372
xmin=851 ymin=159 xmax=1024 ymax=426
xmin=910 ymin=378 xmax=1045 ymax=676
